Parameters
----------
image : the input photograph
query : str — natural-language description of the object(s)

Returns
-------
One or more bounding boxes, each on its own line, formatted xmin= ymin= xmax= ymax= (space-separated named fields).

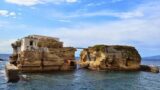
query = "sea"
xmin=0 ymin=54 xmax=160 ymax=90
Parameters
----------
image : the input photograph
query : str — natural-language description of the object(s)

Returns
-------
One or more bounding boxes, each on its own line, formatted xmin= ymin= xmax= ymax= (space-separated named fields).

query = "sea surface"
xmin=0 ymin=55 xmax=160 ymax=90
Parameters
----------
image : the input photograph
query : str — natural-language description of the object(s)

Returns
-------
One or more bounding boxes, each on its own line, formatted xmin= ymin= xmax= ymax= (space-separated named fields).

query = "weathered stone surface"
xmin=5 ymin=63 xmax=20 ymax=82
xmin=8 ymin=35 xmax=77 ymax=72
xmin=140 ymin=65 xmax=159 ymax=73
xmin=79 ymin=45 xmax=141 ymax=71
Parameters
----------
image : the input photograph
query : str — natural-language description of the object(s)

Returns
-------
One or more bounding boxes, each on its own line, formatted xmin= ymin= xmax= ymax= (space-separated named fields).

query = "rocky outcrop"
xmin=9 ymin=35 xmax=77 ymax=72
xmin=79 ymin=45 xmax=141 ymax=71
xmin=5 ymin=63 xmax=20 ymax=82
xmin=140 ymin=65 xmax=159 ymax=73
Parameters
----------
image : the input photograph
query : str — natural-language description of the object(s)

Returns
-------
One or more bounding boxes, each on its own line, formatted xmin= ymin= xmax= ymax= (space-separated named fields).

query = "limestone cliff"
xmin=79 ymin=45 xmax=141 ymax=71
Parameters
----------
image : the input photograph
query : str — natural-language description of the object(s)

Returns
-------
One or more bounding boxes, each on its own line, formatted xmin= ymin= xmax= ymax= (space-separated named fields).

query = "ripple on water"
xmin=0 ymin=59 xmax=160 ymax=90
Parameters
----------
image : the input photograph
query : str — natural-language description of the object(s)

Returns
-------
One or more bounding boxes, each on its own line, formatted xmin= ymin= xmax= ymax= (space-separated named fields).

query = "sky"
xmin=0 ymin=0 xmax=160 ymax=57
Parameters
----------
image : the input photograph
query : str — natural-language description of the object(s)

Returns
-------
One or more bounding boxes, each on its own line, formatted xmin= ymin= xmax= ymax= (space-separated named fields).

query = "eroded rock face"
xmin=79 ymin=45 xmax=141 ymax=71
xmin=9 ymin=35 xmax=77 ymax=72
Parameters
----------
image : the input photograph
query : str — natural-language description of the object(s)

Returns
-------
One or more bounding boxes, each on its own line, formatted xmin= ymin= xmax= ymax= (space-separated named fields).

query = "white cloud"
xmin=9 ymin=12 xmax=16 ymax=16
xmin=66 ymin=0 xmax=77 ymax=3
xmin=44 ymin=17 xmax=159 ymax=57
xmin=0 ymin=10 xmax=9 ymax=16
xmin=44 ymin=1 xmax=160 ymax=56
xmin=49 ymin=1 xmax=160 ymax=20
xmin=50 ymin=5 xmax=144 ymax=19
xmin=5 ymin=0 xmax=42 ymax=6
xmin=5 ymin=0 xmax=78 ymax=6
xmin=48 ymin=18 xmax=160 ymax=47
xmin=1 ymin=1 xmax=160 ymax=56
xmin=0 ymin=10 xmax=16 ymax=17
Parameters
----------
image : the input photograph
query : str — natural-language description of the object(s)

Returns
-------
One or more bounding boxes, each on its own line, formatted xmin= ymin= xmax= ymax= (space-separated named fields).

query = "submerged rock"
xmin=79 ymin=45 xmax=141 ymax=71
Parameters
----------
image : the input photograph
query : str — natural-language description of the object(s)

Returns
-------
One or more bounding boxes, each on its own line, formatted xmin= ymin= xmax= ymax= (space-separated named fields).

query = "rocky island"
xmin=79 ymin=45 xmax=159 ymax=73
xmin=79 ymin=45 xmax=141 ymax=71
xmin=5 ymin=35 xmax=159 ymax=82
xmin=8 ymin=35 xmax=77 ymax=72
xmin=6 ymin=35 xmax=77 ymax=82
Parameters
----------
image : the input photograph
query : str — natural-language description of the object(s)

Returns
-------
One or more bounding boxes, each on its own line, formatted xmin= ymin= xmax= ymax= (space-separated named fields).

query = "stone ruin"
xmin=79 ymin=45 xmax=141 ymax=71
xmin=9 ymin=35 xmax=77 ymax=72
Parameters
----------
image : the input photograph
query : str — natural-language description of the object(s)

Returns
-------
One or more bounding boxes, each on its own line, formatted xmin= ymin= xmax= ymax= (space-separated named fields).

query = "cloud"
xmin=1 ymin=0 xmax=160 ymax=56
xmin=44 ymin=1 xmax=160 ymax=56
xmin=66 ymin=0 xmax=77 ymax=3
xmin=0 ymin=10 xmax=16 ymax=17
xmin=5 ymin=0 xmax=78 ymax=6
xmin=50 ymin=3 xmax=145 ymax=19
xmin=48 ymin=18 xmax=160 ymax=47
xmin=48 ymin=1 xmax=160 ymax=20
xmin=111 ymin=0 xmax=123 ymax=3
xmin=5 ymin=0 xmax=40 ymax=6
xmin=45 ymin=17 xmax=160 ymax=57
xmin=50 ymin=10 xmax=144 ymax=20
xmin=0 ymin=10 xmax=8 ymax=16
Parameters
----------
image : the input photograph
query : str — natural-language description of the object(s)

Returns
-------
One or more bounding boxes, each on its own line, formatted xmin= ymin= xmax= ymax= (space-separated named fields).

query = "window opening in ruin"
xmin=30 ymin=41 xmax=33 ymax=46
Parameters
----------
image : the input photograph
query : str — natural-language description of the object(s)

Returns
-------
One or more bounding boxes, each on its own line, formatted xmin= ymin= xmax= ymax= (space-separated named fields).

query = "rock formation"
xmin=9 ymin=35 xmax=77 ymax=72
xmin=140 ymin=65 xmax=159 ymax=73
xmin=5 ymin=63 xmax=20 ymax=82
xmin=79 ymin=45 xmax=141 ymax=71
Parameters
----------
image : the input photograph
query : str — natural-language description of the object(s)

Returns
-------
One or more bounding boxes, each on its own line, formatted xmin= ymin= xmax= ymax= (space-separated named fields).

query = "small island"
xmin=79 ymin=45 xmax=159 ymax=73
xmin=6 ymin=35 xmax=77 ymax=82
xmin=79 ymin=45 xmax=141 ymax=71
xmin=5 ymin=35 xmax=159 ymax=82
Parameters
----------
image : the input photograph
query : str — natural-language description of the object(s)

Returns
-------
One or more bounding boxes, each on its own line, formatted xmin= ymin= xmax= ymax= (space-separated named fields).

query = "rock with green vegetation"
xmin=79 ymin=44 xmax=141 ymax=71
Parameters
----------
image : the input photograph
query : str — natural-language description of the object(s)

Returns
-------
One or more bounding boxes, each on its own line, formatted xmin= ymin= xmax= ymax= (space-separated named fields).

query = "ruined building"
xmin=9 ymin=35 xmax=76 ymax=72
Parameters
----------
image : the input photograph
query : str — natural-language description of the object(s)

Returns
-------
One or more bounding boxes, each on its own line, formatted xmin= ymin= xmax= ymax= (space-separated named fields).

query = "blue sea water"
xmin=0 ymin=55 xmax=160 ymax=90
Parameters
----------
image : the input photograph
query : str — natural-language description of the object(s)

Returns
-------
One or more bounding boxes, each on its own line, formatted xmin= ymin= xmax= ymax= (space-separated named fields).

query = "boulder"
xmin=79 ymin=45 xmax=141 ymax=71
